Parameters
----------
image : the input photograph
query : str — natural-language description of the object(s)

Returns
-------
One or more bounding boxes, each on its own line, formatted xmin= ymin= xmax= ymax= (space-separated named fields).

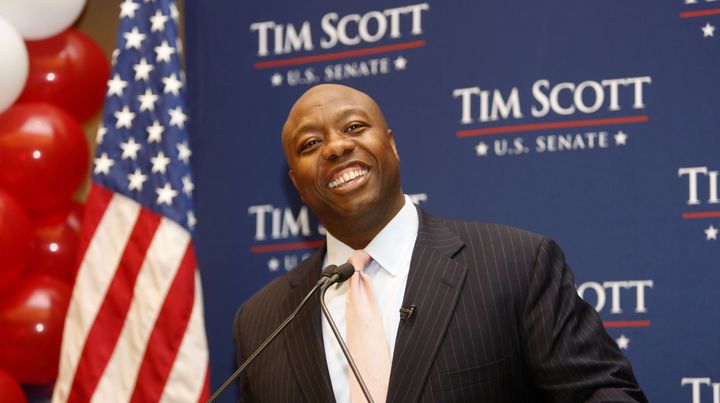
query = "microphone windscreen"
xmin=321 ymin=264 xmax=338 ymax=278
xmin=334 ymin=263 xmax=355 ymax=282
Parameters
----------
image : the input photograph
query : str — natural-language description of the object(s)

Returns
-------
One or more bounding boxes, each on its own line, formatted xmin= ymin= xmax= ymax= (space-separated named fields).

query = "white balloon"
xmin=0 ymin=16 xmax=28 ymax=113
xmin=0 ymin=0 xmax=87 ymax=40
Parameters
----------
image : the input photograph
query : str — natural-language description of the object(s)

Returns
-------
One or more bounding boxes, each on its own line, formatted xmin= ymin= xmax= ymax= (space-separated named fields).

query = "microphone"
xmin=399 ymin=305 xmax=416 ymax=320
xmin=208 ymin=264 xmax=341 ymax=403
xmin=319 ymin=264 xmax=376 ymax=403
xmin=321 ymin=262 xmax=355 ymax=286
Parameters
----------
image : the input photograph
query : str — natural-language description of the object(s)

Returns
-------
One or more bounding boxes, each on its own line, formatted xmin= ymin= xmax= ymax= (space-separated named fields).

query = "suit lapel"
xmin=387 ymin=209 xmax=467 ymax=403
xmin=283 ymin=250 xmax=336 ymax=403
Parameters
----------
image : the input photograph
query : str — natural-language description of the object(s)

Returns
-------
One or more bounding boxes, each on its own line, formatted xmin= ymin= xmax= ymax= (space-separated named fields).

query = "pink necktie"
xmin=346 ymin=250 xmax=391 ymax=403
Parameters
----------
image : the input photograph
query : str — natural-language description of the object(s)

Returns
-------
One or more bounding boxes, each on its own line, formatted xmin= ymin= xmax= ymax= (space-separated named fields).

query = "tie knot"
xmin=347 ymin=250 xmax=372 ymax=272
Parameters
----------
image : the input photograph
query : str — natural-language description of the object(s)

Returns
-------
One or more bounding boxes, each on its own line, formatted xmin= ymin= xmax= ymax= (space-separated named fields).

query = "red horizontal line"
xmin=603 ymin=320 xmax=651 ymax=328
xmin=250 ymin=240 xmax=324 ymax=253
xmin=682 ymin=211 xmax=720 ymax=219
xmin=456 ymin=115 xmax=648 ymax=137
xmin=254 ymin=40 xmax=426 ymax=69
xmin=680 ymin=8 xmax=720 ymax=18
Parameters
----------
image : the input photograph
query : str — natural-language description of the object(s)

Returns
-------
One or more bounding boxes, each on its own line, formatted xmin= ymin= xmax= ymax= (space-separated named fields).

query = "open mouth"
xmin=327 ymin=168 xmax=369 ymax=189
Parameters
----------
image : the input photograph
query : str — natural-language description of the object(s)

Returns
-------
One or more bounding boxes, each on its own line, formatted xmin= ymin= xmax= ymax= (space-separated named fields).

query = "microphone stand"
xmin=319 ymin=281 xmax=375 ymax=403
xmin=208 ymin=281 xmax=324 ymax=403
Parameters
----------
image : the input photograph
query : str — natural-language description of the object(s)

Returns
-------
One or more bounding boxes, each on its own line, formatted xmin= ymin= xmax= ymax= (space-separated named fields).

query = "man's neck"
xmin=324 ymin=194 xmax=405 ymax=250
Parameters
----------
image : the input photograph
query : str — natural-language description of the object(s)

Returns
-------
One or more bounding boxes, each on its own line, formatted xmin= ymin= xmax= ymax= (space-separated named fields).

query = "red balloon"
xmin=0 ymin=275 xmax=71 ymax=384
xmin=0 ymin=103 xmax=90 ymax=211
xmin=0 ymin=189 xmax=33 ymax=293
xmin=0 ymin=367 xmax=27 ymax=403
xmin=18 ymin=30 xmax=110 ymax=122
xmin=26 ymin=200 xmax=83 ymax=285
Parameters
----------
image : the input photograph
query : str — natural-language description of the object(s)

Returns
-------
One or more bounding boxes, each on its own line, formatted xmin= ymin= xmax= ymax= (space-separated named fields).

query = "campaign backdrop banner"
xmin=184 ymin=1 xmax=720 ymax=402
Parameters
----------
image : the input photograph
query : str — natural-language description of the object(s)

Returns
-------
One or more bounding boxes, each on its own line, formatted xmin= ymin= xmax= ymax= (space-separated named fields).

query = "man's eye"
xmin=345 ymin=123 xmax=365 ymax=133
xmin=300 ymin=139 xmax=321 ymax=151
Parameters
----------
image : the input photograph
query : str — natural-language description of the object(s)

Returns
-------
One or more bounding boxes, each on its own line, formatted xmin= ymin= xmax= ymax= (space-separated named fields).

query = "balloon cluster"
xmin=0 ymin=1 xmax=109 ymax=400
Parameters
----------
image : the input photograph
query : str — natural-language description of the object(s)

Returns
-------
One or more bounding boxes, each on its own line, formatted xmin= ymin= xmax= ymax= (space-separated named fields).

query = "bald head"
xmin=281 ymin=84 xmax=388 ymax=162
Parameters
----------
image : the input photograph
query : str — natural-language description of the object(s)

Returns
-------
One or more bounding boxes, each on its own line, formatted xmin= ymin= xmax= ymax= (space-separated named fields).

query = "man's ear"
xmin=387 ymin=129 xmax=399 ymax=159
xmin=288 ymin=169 xmax=304 ymax=202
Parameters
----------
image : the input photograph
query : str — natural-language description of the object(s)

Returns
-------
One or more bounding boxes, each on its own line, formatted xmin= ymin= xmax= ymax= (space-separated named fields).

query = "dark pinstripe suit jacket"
xmin=233 ymin=208 xmax=647 ymax=402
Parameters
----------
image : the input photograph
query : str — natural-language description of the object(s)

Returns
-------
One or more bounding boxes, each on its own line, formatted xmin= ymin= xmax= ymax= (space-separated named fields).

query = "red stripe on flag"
xmin=66 ymin=208 xmax=161 ymax=403
xmin=130 ymin=244 xmax=197 ymax=402
xmin=72 ymin=184 xmax=114 ymax=284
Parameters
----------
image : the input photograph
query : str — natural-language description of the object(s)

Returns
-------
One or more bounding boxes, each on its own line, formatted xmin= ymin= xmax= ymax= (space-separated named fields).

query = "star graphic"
xmin=155 ymin=182 xmax=178 ymax=206
xmin=127 ymin=168 xmax=148 ymax=191
xmin=615 ymin=334 xmax=630 ymax=350
xmin=114 ymin=106 xmax=136 ymax=129
xmin=614 ymin=130 xmax=628 ymax=146
xmin=705 ymin=225 xmax=718 ymax=240
xmin=123 ymin=27 xmax=146 ymax=49
xmin=133 ymin=58 xmax=154 ymax=81
xmin=702 ymin=22 xmax=715 ymax=38
xmin=138 ymin=88 xmax=159 ymax=112
xmin=111 ymin=48 xmax=120 ymax=66
xmin=107 ymin=74 xmax=128 ymax=97
xmin=268 ymin=258 xmax=280 ymax=272
xmin=147 ymin=120 xmax=164 ymax=143
xmin=168 ymin=106 xmax=187 ymax=128
xmin=394 ymin=56 xmax=408 ymax=70
xmin=182 ymin=175 xmax=194 ymax=196
xmin=96 ymin=125 xmax=107 ymax=144
xmin=187 ymin=211 xmax=197 ymax=229
xmin=154 ymin=40 xmax=176 ymax=63
xmin=162 ymin=73 xmax=183 ymax=95
xmin=150 ymin=10 xmax=169 ymax=32
xmin=169 ymin=2 xmax=179 ymax=22
xmin=271 ymin=73 xmax=283 ymax=87
xmin=150 ymin=151 xmax=171 ymax=174
xmin=120 ymin=137 xmax=142 ymax=160
xmin=475 ymin=141 xmax=489 ymax=157
xmin=177 ymin=141 xmax=192 ymax=163
xmin=119 ymin=0 xmax=140 ymax=18
xmin=94 ymin=153 xmax=115 ymax=175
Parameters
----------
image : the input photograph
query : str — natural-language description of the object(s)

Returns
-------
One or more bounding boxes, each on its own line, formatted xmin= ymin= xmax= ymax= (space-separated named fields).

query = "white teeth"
xmin=328 ymin=169 xmax=368 ymax=189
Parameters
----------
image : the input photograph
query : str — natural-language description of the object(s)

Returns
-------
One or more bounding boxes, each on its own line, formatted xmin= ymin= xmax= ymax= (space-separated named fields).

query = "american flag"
xmin=52 ymin=0 xmax=210 ymax=401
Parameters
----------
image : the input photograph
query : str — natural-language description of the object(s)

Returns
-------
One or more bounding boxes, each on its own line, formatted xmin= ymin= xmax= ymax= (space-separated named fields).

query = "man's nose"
xmin=321 ymin=132 xmax=354 ymax=161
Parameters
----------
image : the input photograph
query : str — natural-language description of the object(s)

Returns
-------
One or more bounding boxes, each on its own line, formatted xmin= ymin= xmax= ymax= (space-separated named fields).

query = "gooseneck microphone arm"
xmin=319 ymin=263 xmax=375 ymax=403
xmin=208 ymin=264 xmax=345 ymax=403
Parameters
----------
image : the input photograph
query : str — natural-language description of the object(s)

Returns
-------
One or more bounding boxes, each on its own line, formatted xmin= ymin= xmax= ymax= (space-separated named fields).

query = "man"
xmin=233 ymin=84 xmax=647 ymax=402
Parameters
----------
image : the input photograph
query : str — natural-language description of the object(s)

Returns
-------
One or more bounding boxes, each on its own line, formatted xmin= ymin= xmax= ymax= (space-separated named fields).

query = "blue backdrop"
xmin=185 ymin=1 xmax=720 ymax=402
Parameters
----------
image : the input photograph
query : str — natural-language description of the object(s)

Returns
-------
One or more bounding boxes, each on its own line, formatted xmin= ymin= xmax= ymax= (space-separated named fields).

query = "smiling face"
xmin=282 ymin=84 xmax=405 ymax=247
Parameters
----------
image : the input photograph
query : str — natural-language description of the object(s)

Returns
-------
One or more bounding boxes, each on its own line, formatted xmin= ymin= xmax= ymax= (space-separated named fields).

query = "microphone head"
xmin=333 ymin=263 xmax=355 ymax=283
xmin=321 ymin=264 xmax=338 ymax=278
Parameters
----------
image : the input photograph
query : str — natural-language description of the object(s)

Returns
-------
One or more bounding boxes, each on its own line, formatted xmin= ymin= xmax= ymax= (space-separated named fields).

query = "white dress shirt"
xmin=321 ymin=195 xmax=419 ymax=403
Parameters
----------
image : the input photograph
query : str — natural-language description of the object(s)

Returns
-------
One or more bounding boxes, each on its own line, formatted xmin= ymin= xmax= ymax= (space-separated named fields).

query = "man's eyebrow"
xmin=336 ymin=107 xmax=371 ymax=122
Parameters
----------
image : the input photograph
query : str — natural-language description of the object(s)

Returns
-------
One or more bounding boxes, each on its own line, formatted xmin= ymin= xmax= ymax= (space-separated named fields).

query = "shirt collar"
xmin=325 ymin=195 xmax=419 ymax=276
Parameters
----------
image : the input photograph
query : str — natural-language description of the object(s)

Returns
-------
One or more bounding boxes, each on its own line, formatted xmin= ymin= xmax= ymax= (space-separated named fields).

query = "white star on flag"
xmin=96 ymin=125 xmax=108 ymax=144
xmin=177 ymin=141 xmax=192 ymax=163
xmin=123 ymin=27 xmax=147 ymax=49
xmin=119 ymin=0 xmax=140 ymax=18
xmin=614 ymin=130 xmax=628 ymax=146
xmin=154 ymin=40 xmax=175 ymax=63
xmin=182 ymin=175 xmax=194 ymax=196
xmin=168 ymin=106 xmax=187 ymax=128
xmin=120 ymin=137 xmax=142 ymax=160
xmin=162 ymin=73 xmax=183 ymax=95
xmin=705 ymin=225 xmax=718 ymax=240
xmin=127 ymin=168 xmax=148 ymax=191
xmin=138 ymin=88 xmax=159 ymax=112
xmin=702 ymin=22 xmax=715 ymax=38
xmin=94 ymin=153 xmax=115 ymax=175
xmin=616 ymin=334 xmax=630 ymax=350
xmin=146 ymin=120 xmax=164 ymax=143
xmin=150 ymin=151 xmax=171 ymax=174
xmin=107 ymin=74 xmax=128 ymax=97
xmin=133 ymin=58 xmax=154 ymax=81
xmin=187 ymin=210 xmax=197 ymax=229
xmin=150 ymin=10 xmax=169 ymax=32
xmin=114 ymin=106 xmax=136 ymax=129
xmin=155 ymin=182 xmax=178 ymax=206
xmin=475 ymin=141 xmax=489 ymax=156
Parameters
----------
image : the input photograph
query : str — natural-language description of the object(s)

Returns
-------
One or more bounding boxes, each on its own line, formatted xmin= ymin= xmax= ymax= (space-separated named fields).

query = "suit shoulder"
xmin=435 ymin=215 xmax=548 ymax=250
